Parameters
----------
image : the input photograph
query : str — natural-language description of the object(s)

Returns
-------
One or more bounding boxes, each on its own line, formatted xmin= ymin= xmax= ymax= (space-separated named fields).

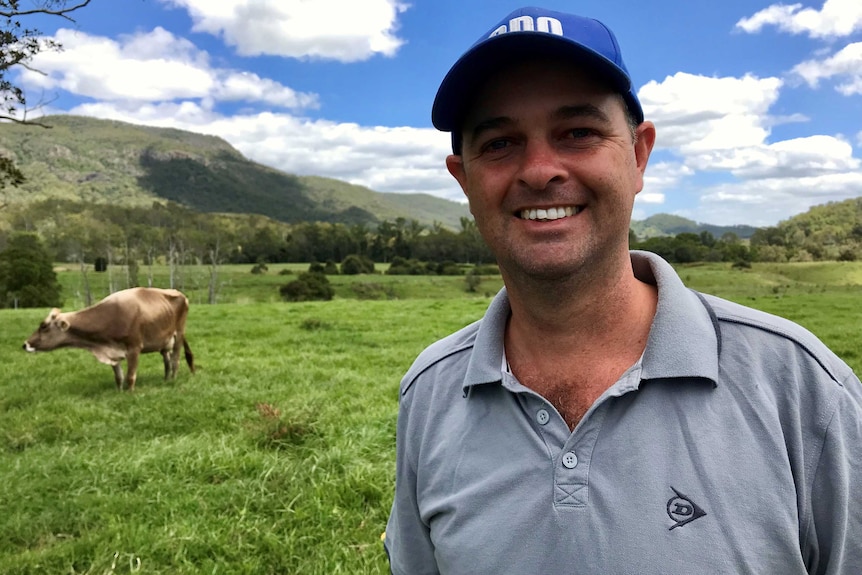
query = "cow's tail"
xmin=183 ymin=338 xmax=196 ymax=374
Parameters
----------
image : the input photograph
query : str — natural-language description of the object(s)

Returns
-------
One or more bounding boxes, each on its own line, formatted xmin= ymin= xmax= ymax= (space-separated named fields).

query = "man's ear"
xmin=634 ymin=121 xmax=657 ymax=175
xmin=445 ymin=155 xmax=469 ymax=199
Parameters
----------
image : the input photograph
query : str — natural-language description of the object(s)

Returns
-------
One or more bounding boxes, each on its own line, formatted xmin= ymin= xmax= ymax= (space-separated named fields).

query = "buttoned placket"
xmin=504 ymin=368 xmax=639 ymax=509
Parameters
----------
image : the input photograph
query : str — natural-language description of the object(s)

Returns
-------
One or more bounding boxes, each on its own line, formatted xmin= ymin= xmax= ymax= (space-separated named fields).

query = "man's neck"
xmin=502 ymin=256 xmax=658 ymax=362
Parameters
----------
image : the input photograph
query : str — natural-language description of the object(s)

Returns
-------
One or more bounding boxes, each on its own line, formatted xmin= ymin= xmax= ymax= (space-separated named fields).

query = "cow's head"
xmin=23 ymin=308 xmax=71 ymax=352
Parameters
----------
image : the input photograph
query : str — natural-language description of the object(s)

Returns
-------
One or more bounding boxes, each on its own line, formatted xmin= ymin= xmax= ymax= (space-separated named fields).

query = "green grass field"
xmin=1 ymin=261 xmax=860 ymax=574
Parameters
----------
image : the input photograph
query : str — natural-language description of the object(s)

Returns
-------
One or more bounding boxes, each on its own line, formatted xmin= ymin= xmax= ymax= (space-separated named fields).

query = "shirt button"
xmin=562 ymin=452 xmax=578 ymax=469
xmin=536 ymin=409 xmax=550 ymax=425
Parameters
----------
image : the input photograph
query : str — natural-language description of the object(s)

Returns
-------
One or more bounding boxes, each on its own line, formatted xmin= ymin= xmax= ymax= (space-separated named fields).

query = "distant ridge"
xmin=631 ymin=213 xmax=759 ymax=239
xmin=0 ymin=115 xmax=470 ymax=230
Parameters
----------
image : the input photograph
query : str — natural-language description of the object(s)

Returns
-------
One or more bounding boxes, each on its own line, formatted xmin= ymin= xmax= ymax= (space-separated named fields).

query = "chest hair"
xmin=513 ymin=362 xmax=628 ymax=431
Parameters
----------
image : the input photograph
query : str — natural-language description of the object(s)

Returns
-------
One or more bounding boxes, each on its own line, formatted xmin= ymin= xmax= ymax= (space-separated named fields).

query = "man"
xmin=385 ymin=6 xmax=862 ymax=574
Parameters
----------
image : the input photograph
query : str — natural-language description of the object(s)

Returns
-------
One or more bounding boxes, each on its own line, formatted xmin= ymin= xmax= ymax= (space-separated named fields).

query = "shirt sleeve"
xmin=804 ymin=371 xmax=862 ymax=575
xmin=385 ymin=386 xmax=440 ymax=575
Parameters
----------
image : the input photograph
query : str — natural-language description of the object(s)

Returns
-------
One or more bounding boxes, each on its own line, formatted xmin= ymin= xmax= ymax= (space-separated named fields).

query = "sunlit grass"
xmin=2 ymin=261 xmax=860 ymax=573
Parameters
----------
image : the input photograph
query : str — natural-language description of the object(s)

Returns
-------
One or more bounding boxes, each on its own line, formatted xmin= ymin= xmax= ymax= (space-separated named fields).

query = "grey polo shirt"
xmin=385 ymin=250 xmax=862 ymax=575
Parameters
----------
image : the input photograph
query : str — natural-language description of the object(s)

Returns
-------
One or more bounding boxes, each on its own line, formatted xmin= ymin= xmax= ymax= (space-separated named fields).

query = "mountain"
xmin=631 ymin=213 xmax=759 ymax=240
xmin=0 ymin=115 xmax=470 ymax=229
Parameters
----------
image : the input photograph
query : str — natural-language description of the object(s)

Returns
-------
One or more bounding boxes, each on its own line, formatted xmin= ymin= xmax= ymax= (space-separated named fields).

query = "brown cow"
xmin=23 ymin=287 xmax=195 ymax=391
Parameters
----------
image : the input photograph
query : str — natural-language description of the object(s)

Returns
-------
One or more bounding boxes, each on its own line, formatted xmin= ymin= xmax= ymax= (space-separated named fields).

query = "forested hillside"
xmin=0 ymin=115 xmax=469 ymax=229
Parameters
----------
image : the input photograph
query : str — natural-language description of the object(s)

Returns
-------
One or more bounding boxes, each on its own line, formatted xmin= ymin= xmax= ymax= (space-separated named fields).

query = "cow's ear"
xmin=48 ymin=308 xmax=62 ymax=320
xmin=58 ymin=318 xmax=70 ymax=332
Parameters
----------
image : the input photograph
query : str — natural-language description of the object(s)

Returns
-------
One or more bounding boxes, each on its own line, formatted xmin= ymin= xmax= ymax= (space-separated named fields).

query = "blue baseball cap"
xmin=432 ymin=6 xmax=644 ymax=153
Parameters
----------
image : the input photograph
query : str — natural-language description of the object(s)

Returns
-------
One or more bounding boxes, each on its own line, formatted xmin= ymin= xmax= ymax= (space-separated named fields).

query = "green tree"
xmin=0 ymin=231 xmax=61 ymax=308
xmin=0 ymin=1 xmax=93 ymax=193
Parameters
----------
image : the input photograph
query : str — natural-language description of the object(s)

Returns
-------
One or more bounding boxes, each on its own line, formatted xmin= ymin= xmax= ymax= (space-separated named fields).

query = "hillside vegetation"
xmin=0 ymin=115 xmax=470 ymax=230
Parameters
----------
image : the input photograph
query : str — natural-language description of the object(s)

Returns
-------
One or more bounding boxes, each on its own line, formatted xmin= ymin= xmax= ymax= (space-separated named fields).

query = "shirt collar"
xmin=462 ymin=251 xmax=720 ymax=392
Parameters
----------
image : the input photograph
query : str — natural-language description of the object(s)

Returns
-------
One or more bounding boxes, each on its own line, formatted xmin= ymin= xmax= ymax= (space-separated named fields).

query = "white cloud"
xmin=792 ymin=42 xmax=862 ymax=95
xmin=699 ymin=171 xmax=862 ymax=226
xmin=159 ymin=0 xmax=409 ymax=61
xmin=21 ymin=28 xmax=318 ymax=109
xmin=639 ymin=72 xmax=781 ymax=151
xmin=682 ymin=135 xmax=860 ymax=179
xmin=736 ymin=0 xmax=862 ymax=38
xmin=637 ymin=71 xmax=862 ymax=226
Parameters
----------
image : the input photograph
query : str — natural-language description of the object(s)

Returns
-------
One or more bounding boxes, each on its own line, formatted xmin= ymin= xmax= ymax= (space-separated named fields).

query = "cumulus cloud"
xmin=21 ymin=28 xmax=319 ymax=110
xmin=639 ymin=72 xmax=781 ymax=152
xmin=735 ymin=0 xmax=862 ymax=38
xmin=159 ymin=0 xmax=408 ymax=61
xmin=792 ymin=42 xmax=862 ymax=95
xmin=699 ymin=171 xmax=862 ymax=226
xmin=637 ymin=71 xmax=862 ymax=225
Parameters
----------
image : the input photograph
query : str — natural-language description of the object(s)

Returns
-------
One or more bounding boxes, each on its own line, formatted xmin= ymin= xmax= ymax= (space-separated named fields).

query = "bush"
xmin=386 ymin=257 xmax=428 ymax=275
xmin=340 ymin=254 xmax=375 ymax=275
xmin=279 ymin=272 xmax=334 ymax=302
xmin=323 ymin=260 xmax=339 ymax=275
xmin=350 ymin=282 xmax=395 ymax=300
xmin=0 ymin=233 xmax=62 ymax=309
xmin=838 ymin=249 xmax=857 ymax=262
xmin=251 ymin=263 xmax=269 ymax=274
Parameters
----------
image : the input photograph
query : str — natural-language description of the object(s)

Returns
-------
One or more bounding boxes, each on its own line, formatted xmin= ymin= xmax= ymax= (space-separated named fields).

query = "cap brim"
xmin=431 ymin=32 xmax=634 ymax=133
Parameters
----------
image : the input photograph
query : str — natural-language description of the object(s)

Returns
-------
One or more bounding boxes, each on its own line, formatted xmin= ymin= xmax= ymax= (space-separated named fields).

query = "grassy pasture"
xmin=2 ymin=260 xmax=860 ymax=574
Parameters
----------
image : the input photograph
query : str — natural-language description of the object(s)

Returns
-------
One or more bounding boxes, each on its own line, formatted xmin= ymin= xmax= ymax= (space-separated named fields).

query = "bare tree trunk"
xmin=208 ymin=239 xmax=220 ymax=304
xmin=79 ymin=255 xmax=92 ymax=307
xmin=146 ymin=245 xmax=155 ymax=287
xmin=107 ymin=246 xmax=115 ymax=293
xmin=168 ymin=240 xmax=177 ymax=289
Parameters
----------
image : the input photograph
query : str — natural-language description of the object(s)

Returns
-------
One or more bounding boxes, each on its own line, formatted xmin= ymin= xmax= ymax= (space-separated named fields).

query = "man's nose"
xmin=517 ymin=140 xmax=567 ymax=191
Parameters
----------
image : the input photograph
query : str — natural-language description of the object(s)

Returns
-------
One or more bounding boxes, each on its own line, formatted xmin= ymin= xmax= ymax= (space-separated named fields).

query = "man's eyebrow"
xmin=554 ymin=104 xmax=612 ymax=123
xmin=467 ymin=116 xmax=514 ymax=145
xmin=466 ymin=104 xmax=613 ymax=144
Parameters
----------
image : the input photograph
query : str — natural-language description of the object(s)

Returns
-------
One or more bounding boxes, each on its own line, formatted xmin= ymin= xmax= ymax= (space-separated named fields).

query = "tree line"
xmin=2 ymin=198 xmax=861 ymax=271
xmin=2 ymin=197 xmax=861 ymax=308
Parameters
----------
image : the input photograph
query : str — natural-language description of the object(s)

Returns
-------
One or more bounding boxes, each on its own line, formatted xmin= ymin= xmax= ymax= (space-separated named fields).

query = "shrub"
xmin=340 ymin=254 xmax=375 ymax=275
xmin=838 ymin=249 xmax=857 ymax=262
xmin=0 ymin=233 xmax=62 ymax=309
xmin=386 ymin=257 xmax=428 ymax=275
xmin=251 ymin=263 xmax=268 ymax=274
xmin=323 ymin=260 xmax=339 ymax=275
xmin=279 ymin=272 xmax=334 ymax=302
xmin=350 ymin=282 xmax=395 ymax=300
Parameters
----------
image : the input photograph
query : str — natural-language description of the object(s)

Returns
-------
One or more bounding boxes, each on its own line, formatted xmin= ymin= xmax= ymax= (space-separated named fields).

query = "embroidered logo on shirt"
xmin=666 ymin=486 xmax=707 ymax=530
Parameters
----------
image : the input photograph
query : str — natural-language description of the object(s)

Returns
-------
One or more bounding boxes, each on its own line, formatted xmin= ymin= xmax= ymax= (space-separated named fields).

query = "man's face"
xmin=446 ymin=59 xmax=655 ymax=283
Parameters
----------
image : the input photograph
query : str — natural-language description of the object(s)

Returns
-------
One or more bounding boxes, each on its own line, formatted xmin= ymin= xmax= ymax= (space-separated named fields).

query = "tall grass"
xmin=2 ymin=261 xmax=860 ymax=573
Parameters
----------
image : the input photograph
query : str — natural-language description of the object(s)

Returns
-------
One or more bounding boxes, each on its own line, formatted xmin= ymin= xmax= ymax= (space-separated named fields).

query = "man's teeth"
xmin=520 ymin=206 xmax=577 ymax=220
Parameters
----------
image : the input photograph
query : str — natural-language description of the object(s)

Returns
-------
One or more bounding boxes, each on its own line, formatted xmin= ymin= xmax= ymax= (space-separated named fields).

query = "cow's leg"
xmin=169 ymin=334 xmax=182 ymax=379
xmin=126 ymin=351 xmax=140 ymax=391
xmin=112 ymin=364 xmax=124 ymax=391
xmin=162 ymin=349 xmax=172 ymax=379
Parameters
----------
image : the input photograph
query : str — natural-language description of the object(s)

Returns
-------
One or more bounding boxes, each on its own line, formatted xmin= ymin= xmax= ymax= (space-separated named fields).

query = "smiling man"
xmin=384 ymin=7 xmax=862 ymax=574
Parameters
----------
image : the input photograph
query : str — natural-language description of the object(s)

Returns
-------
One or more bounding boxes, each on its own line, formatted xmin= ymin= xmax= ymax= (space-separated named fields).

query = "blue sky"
xmin=16 ymin=0 xmax=862 ymax=226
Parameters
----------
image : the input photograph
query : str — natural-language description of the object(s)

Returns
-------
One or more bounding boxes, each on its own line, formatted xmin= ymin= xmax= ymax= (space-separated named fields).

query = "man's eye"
xmin=485 ymin=139 xmax=510 ymax=151
xmin=569 ymin=128 xmax=593 ymax=139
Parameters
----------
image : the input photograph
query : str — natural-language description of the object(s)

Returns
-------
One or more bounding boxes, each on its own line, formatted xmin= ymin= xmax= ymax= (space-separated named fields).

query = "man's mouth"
xmin=519 ymin=206 xmax=582 ymax=221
